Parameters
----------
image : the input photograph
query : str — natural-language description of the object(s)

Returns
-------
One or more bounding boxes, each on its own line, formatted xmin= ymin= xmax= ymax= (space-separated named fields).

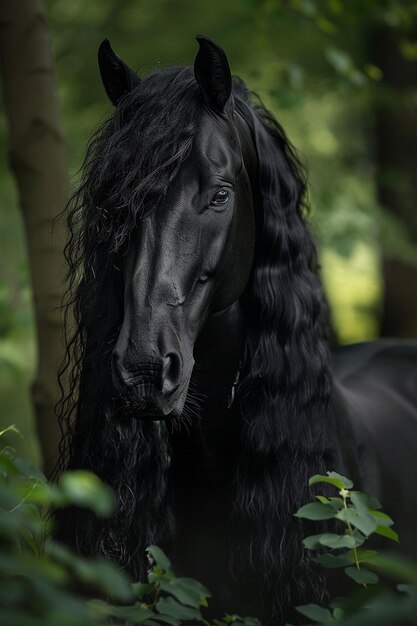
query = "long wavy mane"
xmin=55 ymin=66 xmax=202 ymax=568
xmin=233 ymin=80 xmax=333 ymax=614
xmin=56 ymin=66 xmax=333 ymax=617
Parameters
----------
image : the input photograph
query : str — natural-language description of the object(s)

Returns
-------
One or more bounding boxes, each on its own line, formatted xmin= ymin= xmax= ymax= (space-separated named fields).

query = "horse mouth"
xmin=121 ymin=383 xmax=189 ymax=421
xmin=132 ymin=405 xmax=175 ymax=420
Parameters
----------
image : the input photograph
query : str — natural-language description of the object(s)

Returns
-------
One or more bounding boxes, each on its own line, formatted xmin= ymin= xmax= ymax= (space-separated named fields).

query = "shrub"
xmin=0 ymin=424 xmax=259 ymax=626
xmin=292 ymin=471 xmax=417 ymax=625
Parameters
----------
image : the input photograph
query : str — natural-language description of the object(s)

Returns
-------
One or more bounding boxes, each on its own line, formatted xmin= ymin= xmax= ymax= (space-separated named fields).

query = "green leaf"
xmin=91 ymin=559 xmax=133 ymax=601
xmin=349 ymin=491 xmax=381 ymax=513
xmin=322 ymin=533 xmax=358 ymax=549
xmin=369 ymin=510 xmax=394 ymax=527
xmin=156 ymin=596 xmax=202 ymax=621
xmin=30 ymin=577 xmax=90 ymax=619
xmin=59 ymin=471 xmax=115 ymax=517
xmin=332 ymin=607 xmax=345 ymax=620
xmin=344 ymin=566 xmax=379 ymax=585
xmin=0 ymin=453 xmax=18 ymax=477
xmin=309 ymin=472 xmax=353 ymax=490
xmin=375 ymin=525 xmax=399 ymax=542
xmin=13 ymin=457 xmax=47 ymax=483
xmin=315 ymin=553 xmax=353 ymax=568
xmin=0 ymin=551 xmax=68 ymax=585
xmin=366 ymin=553 xmax=417 ymax=583
xmin=328 ymin=497 xmax=344 ymax=510
xmin=148 ymin=615 xmax=180 ymax=626
xmin=147 ymin=545 xmax=172 ymax=572
xmin=296 ymin=603 xmax=334 ymax=621
xmin=159 ymin=576 xmax=211 ymax=608
xmin=303 ymin=534 xmax=324 ymax=550
xmin=326 ymin=472 xmax=353 ymax=488
xmin=397 ymin=584 xmax=417 ymax=596
xmin=131 ymin=581 xmax=154 ymax=598
xmin=24 ymin=481 xmax=65 ymax=507
xmin=353 ymin=549 xmax=378 ymax=563
xmin=0 ymin=425 xmax=21 ymax=439
xmin=89 ymin=599 xmax=154 ymax=621
xmin=337 ymin=508 xmax=377 ymax=536
xmin=20 ymin=527 xmax=39 ymax=554
xmin=294 ymin=502 xmax=337 ymax=520
xmin=315 ymin=496 xmax=343 ymax=510
xmin=0 ymin=483 xmax=21 ymax=509
xmin=350 ymin=532 xmax=366 ymax=547
xmin=47 ymin=541 xmax=133 ymax=601
xmin=306 ymin=532 xmax=360 ymax=550
xmin=148 ymin=565 xmax=166 ymax=584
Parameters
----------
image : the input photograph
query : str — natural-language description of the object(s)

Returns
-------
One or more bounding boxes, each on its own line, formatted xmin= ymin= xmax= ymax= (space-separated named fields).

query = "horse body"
xmin=57 ymin=36 xmax=417 ymax=626
xmin=166 ymin=319 xmax=417 ymax=622
xmin=158 ymin=334 xmax=417 ymax=622
xmin=333 ymin=340 xmax=417 ymax=557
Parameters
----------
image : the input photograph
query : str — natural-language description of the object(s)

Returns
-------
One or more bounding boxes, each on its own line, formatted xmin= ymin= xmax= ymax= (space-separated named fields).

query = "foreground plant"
xmin=0 ymin=424 xmax=259 ymax=626
xmin=292 ymin=471 xmax=417 ymax=625
xmin=91 ymin=544 xmax=260 ymax=626
xmin=2 ymin=425 xmax=417 ymax=626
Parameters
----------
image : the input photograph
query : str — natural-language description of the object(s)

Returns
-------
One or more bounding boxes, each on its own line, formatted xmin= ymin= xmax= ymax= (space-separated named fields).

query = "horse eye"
xmin=211 ymin=188 xmax=230 ymax=207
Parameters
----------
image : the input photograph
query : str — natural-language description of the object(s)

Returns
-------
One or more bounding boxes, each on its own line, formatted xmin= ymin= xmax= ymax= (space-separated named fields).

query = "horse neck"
xmin=170 ymin=300 xmax=244 ymax=483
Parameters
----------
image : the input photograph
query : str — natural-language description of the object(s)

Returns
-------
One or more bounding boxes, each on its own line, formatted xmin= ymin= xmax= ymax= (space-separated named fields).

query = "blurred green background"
xmin=1 ymin=0 xmax=417 ymax=466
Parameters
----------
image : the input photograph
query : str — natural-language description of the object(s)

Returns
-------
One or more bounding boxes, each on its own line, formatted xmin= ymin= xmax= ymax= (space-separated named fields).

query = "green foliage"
xmin=0 ymin=425 xmax=259 ymax=626
xmin=291 ymin=470 xmax=417 ymax=625
xmin=2 ymin=428 xmax=417 ymax=625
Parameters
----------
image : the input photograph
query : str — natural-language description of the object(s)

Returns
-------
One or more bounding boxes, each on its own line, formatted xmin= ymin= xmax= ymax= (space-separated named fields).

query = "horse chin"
xmin=131 ymin=404 xmax=181 ymax=421
xmin=131 ymin=410 xmax=174 ymax=421
xmin=127 ymin=386 xmax=188 ymax=421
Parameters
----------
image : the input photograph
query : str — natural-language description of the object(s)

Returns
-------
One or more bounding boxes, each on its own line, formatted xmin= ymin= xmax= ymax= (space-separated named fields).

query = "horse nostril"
xmin=161 ymin=352 xmax=182 ymax=395
xmin=111 ymin=349 xmax=124 ymax=389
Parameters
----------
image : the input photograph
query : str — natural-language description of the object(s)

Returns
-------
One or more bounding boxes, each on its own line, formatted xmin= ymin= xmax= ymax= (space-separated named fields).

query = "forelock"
xmin=80 ymin=65 xmax=203 ymax=251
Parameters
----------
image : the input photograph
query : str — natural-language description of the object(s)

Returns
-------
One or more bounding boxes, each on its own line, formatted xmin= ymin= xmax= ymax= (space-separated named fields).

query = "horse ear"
xmin=98 ymin=39 xmax=141 ymax=106
xmin=194 ymin=34 xmax=232 ymax=112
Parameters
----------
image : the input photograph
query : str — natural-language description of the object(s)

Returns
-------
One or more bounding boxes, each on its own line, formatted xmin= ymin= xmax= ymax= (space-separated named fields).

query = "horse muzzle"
xmin=111 ymin=350 xmax=191 ymax=419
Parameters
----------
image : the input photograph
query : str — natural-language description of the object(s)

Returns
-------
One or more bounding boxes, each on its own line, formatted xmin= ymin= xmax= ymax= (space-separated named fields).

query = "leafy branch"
xmin=292 ymin=470 xmax=417 ymax=625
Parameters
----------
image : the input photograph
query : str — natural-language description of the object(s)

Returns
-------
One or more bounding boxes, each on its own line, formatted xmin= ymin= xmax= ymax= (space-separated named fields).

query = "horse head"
xmin=99 ymin=37 xmax=256 ymax=418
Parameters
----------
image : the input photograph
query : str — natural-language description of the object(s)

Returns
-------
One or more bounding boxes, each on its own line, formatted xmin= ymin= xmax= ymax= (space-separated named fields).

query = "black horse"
xmin=56 ymin=35 xmax=417 ymax=625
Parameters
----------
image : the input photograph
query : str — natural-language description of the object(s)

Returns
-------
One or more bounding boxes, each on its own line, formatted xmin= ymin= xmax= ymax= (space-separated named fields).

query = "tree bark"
xmin=374 ymin=25 xmax=417 ymax=338
xmin=0 ymin=0 xmax=68 ymax=476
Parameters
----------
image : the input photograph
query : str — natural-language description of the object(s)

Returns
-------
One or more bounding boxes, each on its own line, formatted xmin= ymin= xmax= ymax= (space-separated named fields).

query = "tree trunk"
xmin=0 ymin=0 xmax=68 ymax=476
xmin=374 ymin=25 xmax=417 ymax=338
